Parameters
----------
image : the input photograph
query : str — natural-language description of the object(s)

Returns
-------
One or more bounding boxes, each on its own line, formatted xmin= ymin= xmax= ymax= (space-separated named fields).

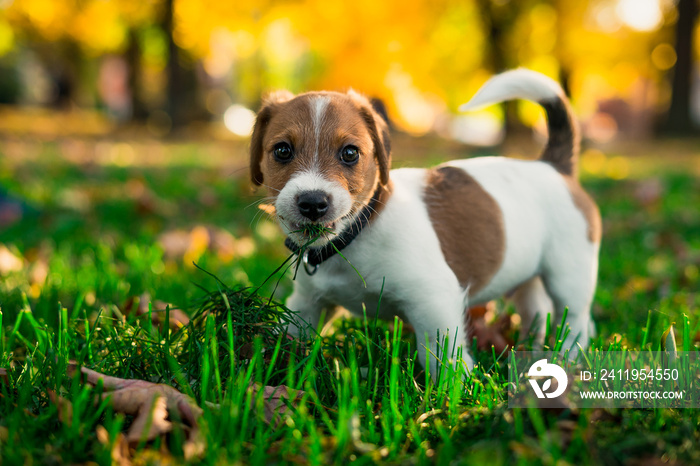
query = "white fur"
xmin=459 ymin=68 xmax=563 ymax=111
xmin=275 ymin=169 xmax=353 ymax=247
xmin=311 ymin=96 xmax=330 ymax=165
xmin=511 ymin=276 xmax=553 ymax=344
xmin=286 ymin=159 xmax=599 ymax=376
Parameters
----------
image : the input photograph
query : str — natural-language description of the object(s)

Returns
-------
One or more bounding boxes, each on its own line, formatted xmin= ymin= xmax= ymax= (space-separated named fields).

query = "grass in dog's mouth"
xmin=292 ymin=223 xmax=335 ymax=242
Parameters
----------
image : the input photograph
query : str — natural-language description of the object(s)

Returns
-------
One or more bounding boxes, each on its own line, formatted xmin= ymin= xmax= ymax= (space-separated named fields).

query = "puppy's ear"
xmin=349 ymin=90 xmax=392 ymax=185
xmin=369 ymin=97 xmax=391 ymax=127
xmin=249 ymin=91 xmax=295 ymax=186
xmin=366 ymin=108 xmax=392 ymax=185
xmin=264 ymin=90 xmax=295 ymax=105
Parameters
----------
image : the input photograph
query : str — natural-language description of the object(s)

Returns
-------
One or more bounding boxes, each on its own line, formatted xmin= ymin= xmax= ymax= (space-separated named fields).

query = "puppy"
xmin=249 ymin=69 xmax=601 ymax=376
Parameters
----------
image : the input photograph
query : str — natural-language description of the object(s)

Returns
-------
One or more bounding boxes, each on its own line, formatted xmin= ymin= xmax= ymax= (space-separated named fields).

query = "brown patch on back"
xmin=424 ymin=166 xmax=505 ymax=296
xmin=563 ymin=176 xmax=602 ymax=243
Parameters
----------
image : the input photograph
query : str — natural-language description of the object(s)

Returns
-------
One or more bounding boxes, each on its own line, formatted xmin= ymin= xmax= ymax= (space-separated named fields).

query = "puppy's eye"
xmin=273 ymin=142 xmax=294 ymax=163
xmin=340 ymin=145 xmax=360 ymax=165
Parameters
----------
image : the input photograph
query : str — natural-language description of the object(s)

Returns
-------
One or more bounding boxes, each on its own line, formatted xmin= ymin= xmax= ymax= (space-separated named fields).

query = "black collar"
xmin=284 ymin=185 xmax=383 ymax=275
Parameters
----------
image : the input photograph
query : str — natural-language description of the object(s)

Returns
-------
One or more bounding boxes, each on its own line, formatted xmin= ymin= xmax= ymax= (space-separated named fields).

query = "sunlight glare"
xmin=616 ymin=0 xmax=663 ymax=32
xmin=224 ymin=104 xmax=256 ymax=137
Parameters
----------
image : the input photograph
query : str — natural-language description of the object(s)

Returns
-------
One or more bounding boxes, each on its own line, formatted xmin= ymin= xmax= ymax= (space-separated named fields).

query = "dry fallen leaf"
xmin=467 ymin=304 xmax=513 ymax=353
xmin=126 ymin=394 xmax=172 ymax=444
xmin=65 ymin=363 xmax=204 ymax=458
xmin=158 ymin=226 xmax=255 ymax=264
xmin=47 ymin=390 xmax=74 ymax=427
xmin=248 ymin=382 xmax=304 ymax=427
xmin=157 ymin=229 xmax=193 ymax=259
xmin=69 ymin=363 xmax=202 ymax=418
xmin=96 ymin=425 xmax=132 ymax=466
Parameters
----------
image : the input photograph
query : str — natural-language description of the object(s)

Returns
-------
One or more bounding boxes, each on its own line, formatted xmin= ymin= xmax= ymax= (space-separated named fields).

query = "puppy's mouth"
xmin=282 ymin=213 xmax=355 ymax=247
xmin=289 ymin=220 xmax=337 ymax=237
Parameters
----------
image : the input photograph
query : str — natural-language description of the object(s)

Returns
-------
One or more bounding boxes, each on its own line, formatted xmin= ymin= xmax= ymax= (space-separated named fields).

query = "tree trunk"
xmin=162 ymin=0 xmax=201 ymax=130
xmin=662 ymin=0 xmax=697 ymax=135
xmin=126 ymin=28 xmax=148 ymax=121
xmin=474 ymin=0 xmax=526 ymax=137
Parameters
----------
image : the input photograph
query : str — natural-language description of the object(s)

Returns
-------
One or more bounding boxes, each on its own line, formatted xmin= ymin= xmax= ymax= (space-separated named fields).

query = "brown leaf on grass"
xmin=248 ymin=382 xmax=304 ymax=426
xmin=158 ymin=226 xmax=256 ymax=264
xmin=70 ymin=363 xmax=202 ymax=418
xmin=467 ymin=304 xmax=513 ymax=353
xmin=47 ymin=390 xmax=73 ymax=427
xmin=67 ymin=362 xmax=203 ymax=456
xmin=182 ymin=426 xmax=206 ymax=461
xmin=158 ymin=229 xmax=193 ymax=259
xmin=468 ymin=304 xmax=489 ymax=320
xmin=125 ymin=394 xmax=172 ymax=443
xmin=96 ymin=426 xmax=132 ymax=466
xmin=123 ymin=293 xmax=190 ymax=329
xmin=0 ymin=367 xmax=8 ymax=386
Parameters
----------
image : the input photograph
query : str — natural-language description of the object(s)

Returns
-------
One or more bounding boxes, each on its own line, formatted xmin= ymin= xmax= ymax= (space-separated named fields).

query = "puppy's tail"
xmin=459 ymin=68 xmax=580 ymax=178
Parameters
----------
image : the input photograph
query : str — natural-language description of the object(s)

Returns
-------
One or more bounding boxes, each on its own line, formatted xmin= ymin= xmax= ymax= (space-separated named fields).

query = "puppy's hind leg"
xmin=407 ymin=290 xmax=475 ymax=381
xmin=511 ymin=276 xmax=553 ymax=347
xmin=541 ymin=245 xmax=599 ymax=358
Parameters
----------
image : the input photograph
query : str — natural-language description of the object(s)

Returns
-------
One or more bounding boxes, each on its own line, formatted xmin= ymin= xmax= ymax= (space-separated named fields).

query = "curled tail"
xmin=459 ymin=69 xmax=580 ymax=178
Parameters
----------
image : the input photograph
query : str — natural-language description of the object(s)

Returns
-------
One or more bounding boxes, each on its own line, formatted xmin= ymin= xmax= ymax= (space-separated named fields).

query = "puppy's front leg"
xmin=285 ymin=283 xmax=324 ymax=338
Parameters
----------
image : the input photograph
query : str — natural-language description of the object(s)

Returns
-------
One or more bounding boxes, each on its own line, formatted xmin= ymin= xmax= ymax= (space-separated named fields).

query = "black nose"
xmin=297 ymin=191 xmax=330 ymax=221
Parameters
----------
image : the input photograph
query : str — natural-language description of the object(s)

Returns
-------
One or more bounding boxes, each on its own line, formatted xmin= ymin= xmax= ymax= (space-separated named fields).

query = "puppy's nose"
xmin=297 ymin=191 xmax=330 ymax=221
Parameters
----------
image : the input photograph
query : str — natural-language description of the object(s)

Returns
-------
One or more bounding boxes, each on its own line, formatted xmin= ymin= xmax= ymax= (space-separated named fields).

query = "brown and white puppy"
xmin=250 ymin=69 xmax=600 ymax=377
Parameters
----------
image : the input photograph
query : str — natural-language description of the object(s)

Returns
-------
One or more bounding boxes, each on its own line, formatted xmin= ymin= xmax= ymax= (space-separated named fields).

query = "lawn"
xmin=1 ymin=135 xmax=699 ymax=465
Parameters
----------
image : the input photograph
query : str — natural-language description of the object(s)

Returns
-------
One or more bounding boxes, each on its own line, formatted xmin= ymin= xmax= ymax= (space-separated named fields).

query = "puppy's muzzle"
xmin=297 ymin=191 xmax=330 ymax=221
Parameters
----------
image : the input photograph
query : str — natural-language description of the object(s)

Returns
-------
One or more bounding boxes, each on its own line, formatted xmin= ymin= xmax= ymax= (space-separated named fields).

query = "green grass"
xmin=0 ymin=139 xmax=699 ymax=464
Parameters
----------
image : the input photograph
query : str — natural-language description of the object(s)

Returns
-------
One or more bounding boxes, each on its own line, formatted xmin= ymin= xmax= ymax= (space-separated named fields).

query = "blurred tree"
xmin=0 ymin=60 xmax=21 ymax=104
xmin=163 ymin=0 xmax=203 ymax=128
xmin=474 ymin=0 xmax=528 ymax=133
xmin=4 ymin=0 xmax=204 ymax=129
xmin=474 ymin=0 xmax=518 ymax=72
xmin=126 ymin=27 xmax=148 ymax=120
xmin=549 ymin=0 xmax=570 ymax=95
xmin=0 ymin=0 xmax=696 ymax=139
xmin=662 ymin=0 xmax=697 ymax=134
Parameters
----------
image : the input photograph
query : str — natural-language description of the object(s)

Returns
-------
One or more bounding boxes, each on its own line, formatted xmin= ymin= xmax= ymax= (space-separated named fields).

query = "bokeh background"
xmin=0 ymin=0 xmax=699 ymax=141
xmin=0 ymin=0 xmax=698 ymax=324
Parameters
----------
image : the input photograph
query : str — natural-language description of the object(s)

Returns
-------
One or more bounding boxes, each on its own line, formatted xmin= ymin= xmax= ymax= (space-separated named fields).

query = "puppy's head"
xmin=250 ymin=90 xmax=391 ymax=247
